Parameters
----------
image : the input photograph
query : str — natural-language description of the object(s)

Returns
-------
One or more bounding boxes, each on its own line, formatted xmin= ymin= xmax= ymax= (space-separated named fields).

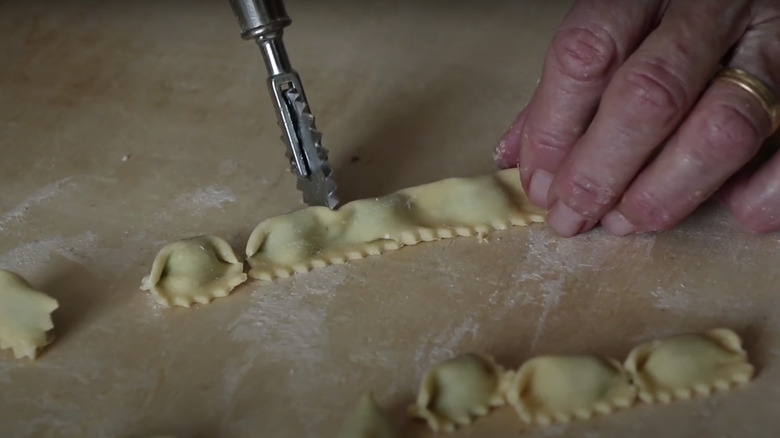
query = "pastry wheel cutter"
xmin=229 ymin=0 xmax=339 ymax=209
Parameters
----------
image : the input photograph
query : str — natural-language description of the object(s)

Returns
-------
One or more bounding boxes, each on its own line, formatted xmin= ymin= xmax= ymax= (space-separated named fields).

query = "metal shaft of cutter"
xmin=229 ymin=0 xmax=339 ymax=209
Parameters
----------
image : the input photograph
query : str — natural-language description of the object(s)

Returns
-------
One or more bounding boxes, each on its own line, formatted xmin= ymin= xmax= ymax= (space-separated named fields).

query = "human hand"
xmin=495 ymin=0 xmax=780 ymax=236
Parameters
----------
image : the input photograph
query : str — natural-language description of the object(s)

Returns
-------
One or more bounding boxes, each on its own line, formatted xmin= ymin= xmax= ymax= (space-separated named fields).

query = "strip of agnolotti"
xmin=245 ymin=169 xmax=546 ymax=280
xmin=140 ymin=235 xmax=248 ymax=308
xmin=409 ymin=329 xmax=754 ymax=433
xmin=624 ymin=328 xmax=755 ymax=404
xmin=0 ymin=269 xmax=59 ymax=360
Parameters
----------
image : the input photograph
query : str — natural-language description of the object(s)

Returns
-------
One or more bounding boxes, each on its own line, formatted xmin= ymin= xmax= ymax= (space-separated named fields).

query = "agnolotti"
xmin=140 ymin=235 xmax=248 ymax=308
xmin=505 ymin=355 xmax=636 ymax=425
xmin=337 ymin=392 xmax=399 ymax=438
xmin=404 ymin=329 xmax=754 ymax=433
xmin=624 ymin=328 xmax=755 ymax=403
xmin=0 ymin=269 xmax=59 ymax=360
xmin=245 ymin=169 xmax=545 ymax=281
xmin=408 ymin=353 xmax=508 ymax=432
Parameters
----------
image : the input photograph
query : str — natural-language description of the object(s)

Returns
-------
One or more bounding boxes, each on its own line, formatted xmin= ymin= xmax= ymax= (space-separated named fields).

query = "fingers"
xmin=602 ymin=79 xmax=775 ymax=234
xmin=547 ymin=0 xmax=753 ymax=236
xmin=602 ymin=3 xmax=780 ymax=235
xmin=722 ymin=140 xmax=780 ymax=233
xmin=498 ymin=0 xmax=664 ymax=205
xmin=712 ymin=4 xmax=780 ymax=233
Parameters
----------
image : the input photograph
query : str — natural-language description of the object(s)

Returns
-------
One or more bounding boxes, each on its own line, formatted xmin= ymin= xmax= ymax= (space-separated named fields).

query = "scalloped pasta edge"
xmin=624 ymin=328 xmax=755 ymax=404
xmin=504 ymin=356 xmax=636 ymax=426
xmin=408 ymin=353 xmax=509 ymax=432
xmin=140 ymin=235 xmax=248 ymax=308
xmin=0 ymin=269 xmax=59 ymax=360
xmin=247 ymin=215 xmax=542 ymax=281
xmin=409 ymin=329 xmax=754 ymax=433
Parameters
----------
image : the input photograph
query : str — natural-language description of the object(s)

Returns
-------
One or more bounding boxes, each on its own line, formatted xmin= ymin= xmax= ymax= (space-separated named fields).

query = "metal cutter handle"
xmin=229 ymin=0 xmax=339 ymax=209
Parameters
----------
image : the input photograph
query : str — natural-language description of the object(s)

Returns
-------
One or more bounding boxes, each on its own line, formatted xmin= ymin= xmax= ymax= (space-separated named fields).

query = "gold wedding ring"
xmin=714 ymin=67 xmax=780 ymax=133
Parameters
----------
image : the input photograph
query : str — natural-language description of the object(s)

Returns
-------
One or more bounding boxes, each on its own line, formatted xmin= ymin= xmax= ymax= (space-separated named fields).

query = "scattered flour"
xmin=522 ymin=227 xmax=657 ymax=278
xmin=539 ymin=424 xmax=569 ymax=437
xmin=0 ymin=229 xmax=157 ymax=281
xmin=176 ymin=186 xmax=237 ymax=211
xmin=219 ymin=159 xmax=239 ymax=175
xmin=218 ymin=346 xmax=263 ymax=430
xmin=0 ymin=178 xmax=75 ymax=232
xmin=413 ymin=317 xmax=480 ymax=376
xmin=221 ymin=267 xmax=349 ymax=436
xmin=649 ymin=286 xmax=690 ymax=312
xmin=0 ymin=231 xmax=98 ymax=279
xmin=492 ymin=138 xmax=514 ymax=167
xmin=226 ymin=266 xmax=348 ymax=364
xmin=531 ymin=277 xmax=565 ymax=351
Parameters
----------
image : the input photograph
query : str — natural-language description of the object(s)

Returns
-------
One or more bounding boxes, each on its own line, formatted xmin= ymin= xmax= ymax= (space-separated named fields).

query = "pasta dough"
xmin=505 ymin=355 xmax=636 ymax=425
xmin=140 ymin=235 xmax=248 ymax=308
xmin=624 ymin=328 xmax=754 ymax=403
xmin=408 ymin=330 xmax=753 ymax=433
xmin=337 ymin=393 xmax=399 ymax=438
xmin=408 ymin=353 xmax=508 ymax=432
xmin=0 ymin=269 xmax=59 ymax=360
xmin=246 ymin=169 xmax=545 ymax=280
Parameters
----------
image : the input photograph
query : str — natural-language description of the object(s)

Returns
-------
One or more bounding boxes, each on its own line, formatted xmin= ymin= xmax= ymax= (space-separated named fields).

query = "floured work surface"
xmin=1 ymin=1 xmax=780 ymax=437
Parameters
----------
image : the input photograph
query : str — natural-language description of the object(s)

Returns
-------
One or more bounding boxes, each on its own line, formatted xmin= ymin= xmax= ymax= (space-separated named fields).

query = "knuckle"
xmin=528 ymin=128 xmax=575 ymax=154
xmin=559 ymin=171 xmax=617 ymax=216
xmin=551 ymin=25 xmax=618 ymax=83
xmin=623 ymin=190 xmax=678 ymax=231
xmin=618 ymin=57 xmax=689 ymax=118
xmin=692 ymin=103 xmax=761 ymax=164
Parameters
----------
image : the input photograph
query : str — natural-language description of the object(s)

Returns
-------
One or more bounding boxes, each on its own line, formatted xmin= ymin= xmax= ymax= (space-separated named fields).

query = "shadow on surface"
xmin=39 ymin=255 xmax=103 ymax=349
xmin=331 ymin=78 xmax=458 ymax=203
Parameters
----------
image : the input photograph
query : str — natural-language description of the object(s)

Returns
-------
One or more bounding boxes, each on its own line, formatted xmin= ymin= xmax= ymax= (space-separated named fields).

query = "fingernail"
xmin=528 ymin=170 xmax=554 ymax=207
xmin=601 ymin=210 xmax=635 ymax=236
xmin=547 ymin=200 xmax=586 ymax=237
xmin=581 ymin=219 xmax=599 ymax=234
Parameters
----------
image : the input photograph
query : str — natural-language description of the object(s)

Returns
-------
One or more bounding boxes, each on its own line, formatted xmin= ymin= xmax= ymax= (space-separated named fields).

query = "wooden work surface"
xmin=1 ymin=1 xmax=779 ymax=437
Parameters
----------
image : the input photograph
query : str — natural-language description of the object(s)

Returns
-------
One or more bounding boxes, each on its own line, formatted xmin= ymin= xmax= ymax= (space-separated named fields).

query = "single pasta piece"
xmin=337 ymin=392 xmax=399 ymax=438
xmin=408 ymin=353 xmax=508 ymax=432
xmin=0 ymin=269 xmax=59 ymax=360
xmin=246 ymin=169 xmax=545 ymax=280
xmin=140 ymin=235 xmax=248 ymax=308
xmin=624 ymin=328 xmax=755 ymax=404
xmin=505 ymin=355 xmax=636 ymax=426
